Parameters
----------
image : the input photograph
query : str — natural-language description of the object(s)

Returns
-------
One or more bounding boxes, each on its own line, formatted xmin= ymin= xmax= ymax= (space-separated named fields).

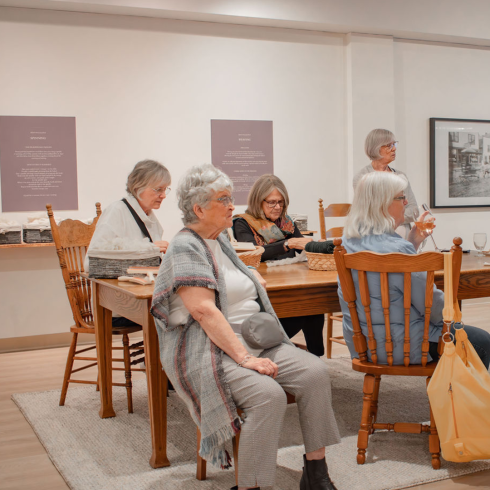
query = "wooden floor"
xmin=1 ymin=300 xmax=490 ymax=489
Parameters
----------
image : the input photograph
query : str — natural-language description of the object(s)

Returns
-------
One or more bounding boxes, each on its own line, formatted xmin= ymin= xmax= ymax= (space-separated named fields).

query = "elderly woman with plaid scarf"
xmin=151 ymin=164 xmax=340 ymax=490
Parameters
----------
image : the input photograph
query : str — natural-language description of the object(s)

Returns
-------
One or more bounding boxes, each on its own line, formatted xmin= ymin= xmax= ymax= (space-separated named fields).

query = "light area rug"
xmin=12 ymin=357 xmax=490 ymax=490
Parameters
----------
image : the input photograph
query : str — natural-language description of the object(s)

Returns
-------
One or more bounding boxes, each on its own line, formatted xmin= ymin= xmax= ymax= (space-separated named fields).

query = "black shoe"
xmin=230 ymin=487 xmax=260 ymax=490
xmin=299 ymin=455 xmax=337 ymax=490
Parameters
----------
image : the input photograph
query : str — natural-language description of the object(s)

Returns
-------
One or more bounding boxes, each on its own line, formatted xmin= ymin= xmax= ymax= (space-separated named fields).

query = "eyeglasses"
xmin=263 ymin=199 xmax=285 ymax=208
xmin=383 ymin=141 xmax=398 ymax=150
xmin=214 ymin=196 xmax=235 ymax=206
xmin=393 ymin=195 xmax=407 ymax=201
xmin=151 ymin=187 xmax=171 ymax=195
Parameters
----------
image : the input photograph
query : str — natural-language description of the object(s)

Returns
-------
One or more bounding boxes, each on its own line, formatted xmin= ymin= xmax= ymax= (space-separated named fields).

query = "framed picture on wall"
xmin=430 ymin=117 xmax=490 ymax=208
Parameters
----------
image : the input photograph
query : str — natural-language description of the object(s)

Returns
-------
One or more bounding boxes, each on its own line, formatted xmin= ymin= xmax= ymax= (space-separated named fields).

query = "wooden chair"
xmin=333 ymin=236 xmax=463 ymax=469
xmin=318 ymin=199 xmax=351 ymax=358
xmin=196 ymin=392 xmax=296 ymax=484
xmin=47 ymin=203 xmax=145 ymax=413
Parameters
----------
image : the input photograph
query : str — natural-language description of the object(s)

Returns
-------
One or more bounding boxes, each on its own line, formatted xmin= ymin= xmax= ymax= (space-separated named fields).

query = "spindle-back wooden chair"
xmin=47 ymin=203 xmax=145 ymax=413
xmin=333 ymin=237 xmax=463 ymax=469
xmin=318 ymin=199 xmax=351 ymax=358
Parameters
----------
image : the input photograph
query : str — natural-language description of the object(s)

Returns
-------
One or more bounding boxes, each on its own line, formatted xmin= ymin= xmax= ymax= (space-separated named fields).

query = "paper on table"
xmin=232 ymin=242 xmax=257 ymax=252
xmin=266 ymin=250 xmax=307 ymax=267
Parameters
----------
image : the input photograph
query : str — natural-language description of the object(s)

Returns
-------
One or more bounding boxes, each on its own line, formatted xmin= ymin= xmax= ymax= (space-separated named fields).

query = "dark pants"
xmin=111 ymin=316 xmax=140 ymax=328
xmin=280 ymin=314 xmax=325 ymax=357
xmin=429 ymin=323 xmax=490 ymax=369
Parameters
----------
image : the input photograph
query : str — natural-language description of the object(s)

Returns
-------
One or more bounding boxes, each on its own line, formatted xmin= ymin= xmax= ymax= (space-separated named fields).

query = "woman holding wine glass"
xmin=338 ymin=171 xmax=490 ymax=367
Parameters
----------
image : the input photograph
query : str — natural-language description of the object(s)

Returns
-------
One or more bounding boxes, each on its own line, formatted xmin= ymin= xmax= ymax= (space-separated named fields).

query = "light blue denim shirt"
xmin=338 ymin=233 xmax=444 ymax=365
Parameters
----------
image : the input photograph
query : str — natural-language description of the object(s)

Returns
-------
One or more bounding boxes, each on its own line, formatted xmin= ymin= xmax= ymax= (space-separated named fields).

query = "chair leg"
xmin=357 ymin=374 xmax=376 ymax=464
xmin=60 ymin=332 xmax=78 ymax=406
xmin=427 ymin=377 xmax=441 ymax=469
xmin=326 ymin=314 xmax=333 ymax=359
xmin=369 ymin=375 xmax=382 ymax=433
xmin=232 ymin=431 xmax=241 ymax=487
xmin=196 ymin=427 xmax=207 ymax=480
xmin=122 ymin=334 xmax=133 ymax=414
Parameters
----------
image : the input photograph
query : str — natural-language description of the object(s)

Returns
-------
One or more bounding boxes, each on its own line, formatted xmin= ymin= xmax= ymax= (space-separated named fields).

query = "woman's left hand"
xmin=251 ymin=269 xmax=267 ymax=288
xmin=154 ymin=240 xmax=169 ymax=253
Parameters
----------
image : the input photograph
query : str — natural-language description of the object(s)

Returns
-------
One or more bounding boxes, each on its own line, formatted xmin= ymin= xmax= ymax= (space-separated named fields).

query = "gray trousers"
xmin=223 ymin=343 xmax=341 ymax=488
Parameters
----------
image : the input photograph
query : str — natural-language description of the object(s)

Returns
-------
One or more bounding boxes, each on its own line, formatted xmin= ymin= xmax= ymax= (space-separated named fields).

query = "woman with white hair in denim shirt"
xmin=339 ymin=171 xmax=490 ymax=368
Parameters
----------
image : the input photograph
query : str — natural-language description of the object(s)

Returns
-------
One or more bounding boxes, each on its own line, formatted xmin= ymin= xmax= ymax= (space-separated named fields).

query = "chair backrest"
xmin=318 ymin=199 xmax=351 ymax=240
xmin=333 ymin=237 xmax=463 ymax=368
xmin=47 ymin=203 xmax=102 ymax=329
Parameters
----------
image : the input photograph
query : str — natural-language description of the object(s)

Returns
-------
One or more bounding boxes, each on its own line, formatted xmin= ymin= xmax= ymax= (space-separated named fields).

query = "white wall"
xmin=0 ymin=8 xmax=345 ymax=339
xmin=394 ymin=39 xmax=490 ymax=249
xmin=2 ymin=5 xmax=490 ymax=342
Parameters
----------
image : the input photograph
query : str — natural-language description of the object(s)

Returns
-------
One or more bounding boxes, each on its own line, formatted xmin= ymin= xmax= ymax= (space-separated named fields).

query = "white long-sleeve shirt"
xmin=84 ymin=194 xmax=163 ymax=270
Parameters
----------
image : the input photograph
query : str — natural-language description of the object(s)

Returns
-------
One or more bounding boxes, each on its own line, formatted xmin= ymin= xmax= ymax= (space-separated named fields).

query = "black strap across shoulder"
xmin=121 ymin=198 xmax=153 ymax=243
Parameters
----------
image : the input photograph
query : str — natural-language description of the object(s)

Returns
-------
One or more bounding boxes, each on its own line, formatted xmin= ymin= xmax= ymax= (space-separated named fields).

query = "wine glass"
xmin=417 ymin=238 xmax=428 ymax=254
xmin=413 ymin=204 xmax=439 ymax=251
xmin=473 ymin=233 xmax=487 ymax=257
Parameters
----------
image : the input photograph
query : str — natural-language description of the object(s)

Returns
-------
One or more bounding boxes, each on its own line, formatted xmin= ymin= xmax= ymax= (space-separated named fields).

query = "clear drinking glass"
xmin=473 ymin=233 xmax=487 ymax=256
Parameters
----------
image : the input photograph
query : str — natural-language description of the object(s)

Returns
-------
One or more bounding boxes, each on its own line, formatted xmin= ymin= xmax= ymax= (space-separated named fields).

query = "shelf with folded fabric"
xmin=0 ymin=242 xmax=55 ymax=249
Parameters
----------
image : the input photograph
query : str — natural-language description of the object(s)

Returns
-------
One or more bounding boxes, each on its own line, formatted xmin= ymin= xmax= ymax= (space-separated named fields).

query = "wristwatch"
xmin=284 ymin=240 xmax=290 ymax=251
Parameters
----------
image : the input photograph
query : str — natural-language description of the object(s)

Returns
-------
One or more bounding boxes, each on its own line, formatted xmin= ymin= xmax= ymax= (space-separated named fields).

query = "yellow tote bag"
xmin=427 ymin=253 xmax=490 ymax=462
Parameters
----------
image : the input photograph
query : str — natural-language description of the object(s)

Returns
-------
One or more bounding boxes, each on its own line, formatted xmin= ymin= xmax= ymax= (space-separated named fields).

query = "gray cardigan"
xmin=353 ymin=164 xmax=418 ymax=226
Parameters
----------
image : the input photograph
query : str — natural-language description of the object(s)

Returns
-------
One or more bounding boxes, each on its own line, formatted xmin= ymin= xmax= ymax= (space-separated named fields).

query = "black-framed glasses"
xmin=393 ymin=195 xmax=407 ymax=201
xmin=263 ymin=199 xmax=285 ymax=208
xmin=151 ymin=186 xmax=171 ymax=195
xmin=214 ymin=196 xmax=235 ymax=206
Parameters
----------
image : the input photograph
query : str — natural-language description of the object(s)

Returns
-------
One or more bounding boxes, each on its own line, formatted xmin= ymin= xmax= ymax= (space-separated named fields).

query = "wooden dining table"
xmin=89 ymin=251 xmax=490 ymax=469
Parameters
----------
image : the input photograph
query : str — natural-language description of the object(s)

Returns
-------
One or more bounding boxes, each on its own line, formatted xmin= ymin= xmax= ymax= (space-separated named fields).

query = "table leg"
xmin=94 ymin=282 xmax=116 ymax=418
xmin=142 ymin=302 xmax=170 ymax=468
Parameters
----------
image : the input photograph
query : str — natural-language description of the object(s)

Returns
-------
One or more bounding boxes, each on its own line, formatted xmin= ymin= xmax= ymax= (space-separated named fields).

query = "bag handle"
xmin=442 ymin=252 xmax=454 ymax=324
xmin=122 ymin=198 xmax=153 ymax=243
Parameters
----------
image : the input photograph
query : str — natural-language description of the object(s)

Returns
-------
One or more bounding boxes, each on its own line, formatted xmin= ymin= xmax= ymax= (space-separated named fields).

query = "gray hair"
xmin=126 ymin=160 xmax=171 ymax=198
xmin=177 ymin=164 xmax=233 ymax=225
xmin=245 ymin=174 xmax=289 ymax=220
xmin=364 ymin=128 xmax=396 ymax=161
xmin=343 ymin=171 xmax=407 ymax=239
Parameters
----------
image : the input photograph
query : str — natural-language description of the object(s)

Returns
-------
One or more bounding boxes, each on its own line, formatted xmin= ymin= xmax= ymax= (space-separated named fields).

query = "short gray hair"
xmin=126 ymin=160 xmax=171 ymax=198
xmin=177 ymin=164 xmax=233 ymax=225
xmin=245 ymin=174 xmax=289 ymax=220
xmin=364 ymin=128 xmax=396 ymax=161
xmin=343 ymin=171 xmax=407 ymax=239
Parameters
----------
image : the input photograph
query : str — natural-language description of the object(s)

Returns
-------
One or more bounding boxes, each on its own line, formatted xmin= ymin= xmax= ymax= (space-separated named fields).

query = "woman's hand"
xmin=287 ymin=237 xmax=313 ymax=250
xmin=251 ymin=269 xmax=267 ymax=288
xmin=154 ymin=240 xmax=169 ymax=253
xmin=408 ymin=211 xmax=435 ymax=251
xmin=242 ymin=356 xmax=279 ymax=378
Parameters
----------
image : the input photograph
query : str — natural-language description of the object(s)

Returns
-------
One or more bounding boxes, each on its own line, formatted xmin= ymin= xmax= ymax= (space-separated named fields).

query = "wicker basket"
xmin=237 ymin=246 xmax=264 ymax=269
xmin=89 ymin=256 xmax=161 ymax=279
xmin=305 ymin=251 xmax=337 ymax=271
xmin=23 ymin=228 xmax=53 ymax=243
xmin=0 ymin=230 xmax=21 ymax=244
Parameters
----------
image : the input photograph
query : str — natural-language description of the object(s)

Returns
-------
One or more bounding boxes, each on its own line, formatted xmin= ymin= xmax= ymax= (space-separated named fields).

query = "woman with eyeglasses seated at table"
xmin=353 ymin=128 xmax=418 ymax=238
xmin=339 ymin=171 xmax=490 ymax=368
xmin=232 ymin=174 xmax=326 ymax=357
xmin=86 ymin=159 xmax=171 ymax=328
xmin=151 ymin=164 xmax=340 ymax=490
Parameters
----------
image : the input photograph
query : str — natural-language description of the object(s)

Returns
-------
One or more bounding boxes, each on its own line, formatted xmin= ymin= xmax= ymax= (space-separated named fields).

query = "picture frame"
xmin=430 ymin=117 xmax=490 ymax=208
